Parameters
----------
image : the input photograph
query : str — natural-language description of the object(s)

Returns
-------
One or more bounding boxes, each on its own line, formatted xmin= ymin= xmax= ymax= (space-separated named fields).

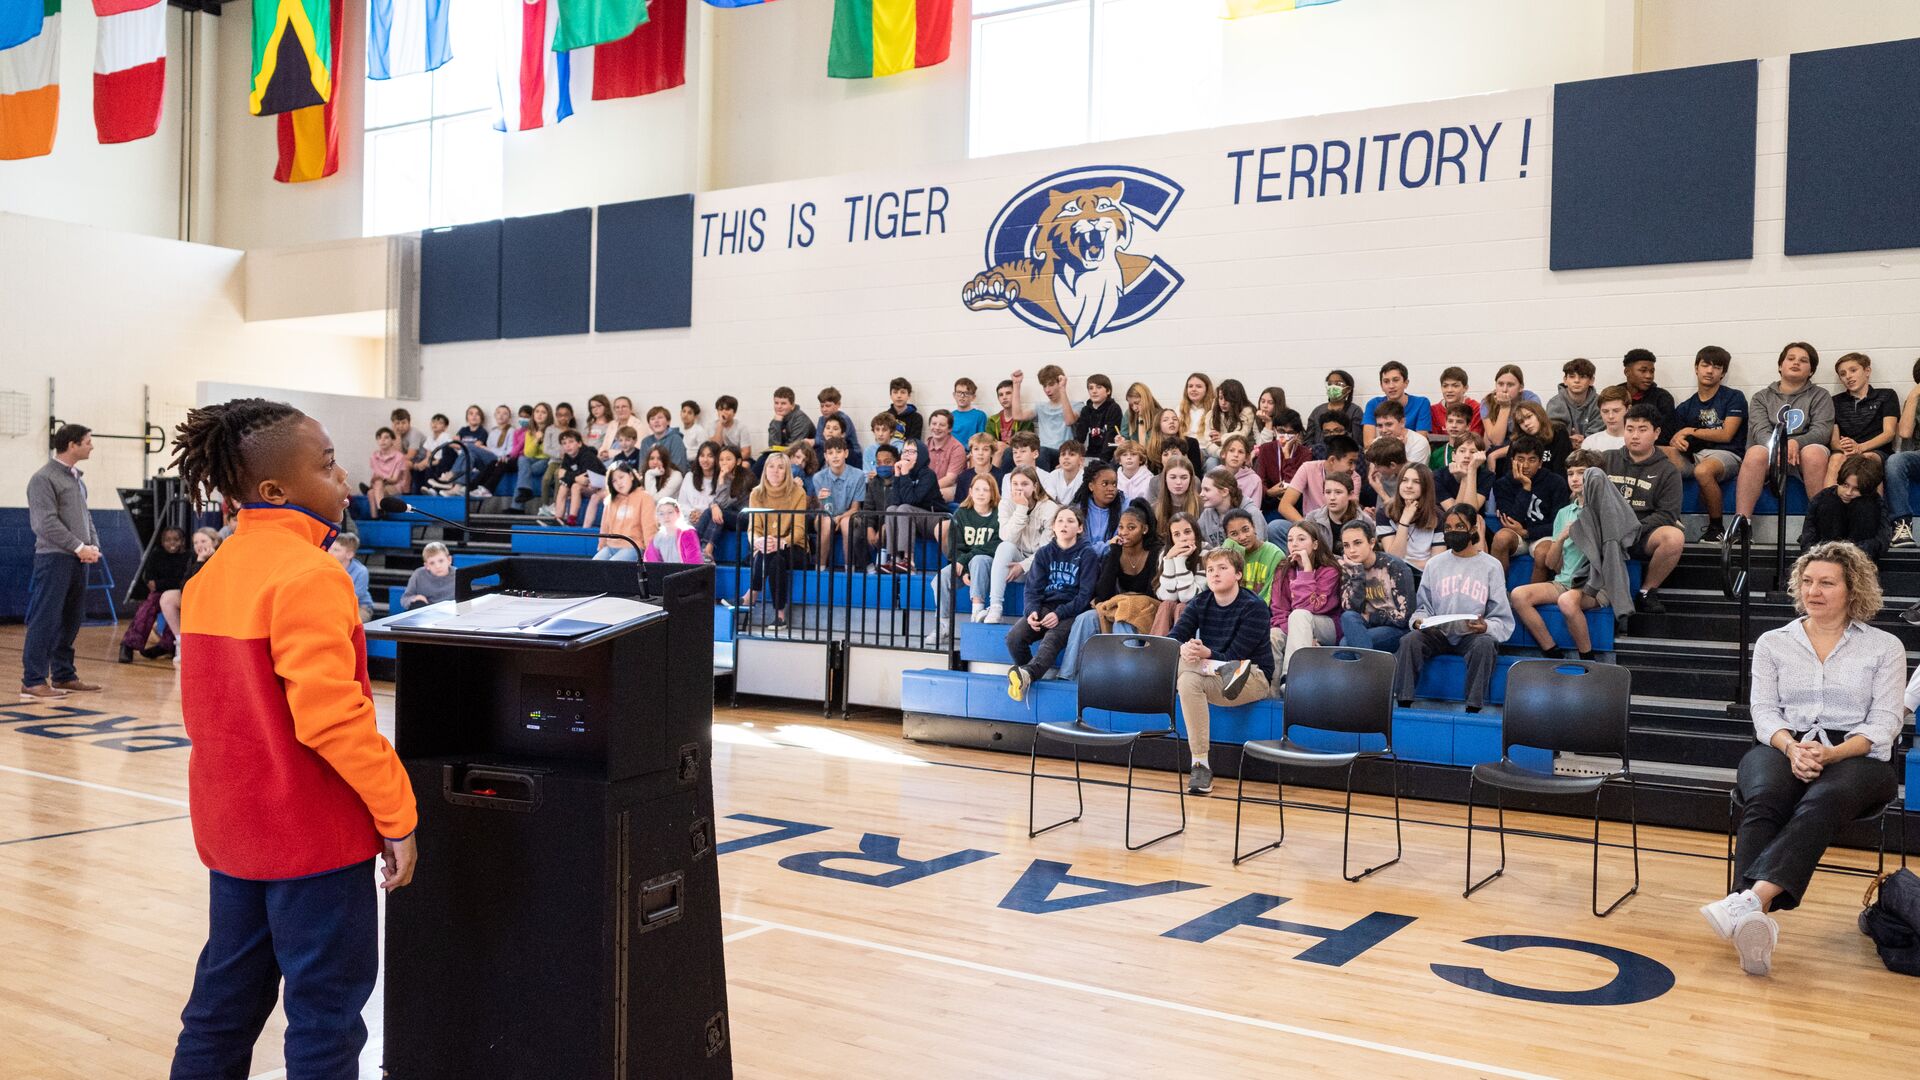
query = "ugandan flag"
xmin=274 ymin=0 xmax=340 ymax=181
xmin=249 ymin=0 xmax=331 ymax=116
xmin=827 ymin=0 xmax=950 ymax=80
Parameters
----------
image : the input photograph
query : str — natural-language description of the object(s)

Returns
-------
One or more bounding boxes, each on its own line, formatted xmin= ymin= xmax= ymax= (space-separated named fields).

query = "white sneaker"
xmin=1731 ymin=910 xmax=1778 ymax=976
xmin=1700 ymin=889 xmax=1762 ymax=940
xmin=924 ymin=628 xmax=947 ymax=647
xmin=981 ymin=605 xmax=1004 ymax=623
xmin=969 ymin=607 xmax=986 ymax=623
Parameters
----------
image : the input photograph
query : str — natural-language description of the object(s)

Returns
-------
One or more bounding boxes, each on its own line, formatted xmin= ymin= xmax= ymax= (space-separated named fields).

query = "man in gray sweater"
xmin=1736 ymin=342 xmax=1835 ymax=522
xmin=1394 ymin=504 xmax=1515 ymax=712
xmin=22 ymin=424 xmax=103 ymax=701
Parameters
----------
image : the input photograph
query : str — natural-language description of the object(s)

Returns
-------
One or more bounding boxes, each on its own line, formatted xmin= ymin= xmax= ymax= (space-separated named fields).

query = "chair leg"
xmin=1593 ymin=775 xmax=1640 ymax=918
xmin=1123 ymin=736 xmax=1185 ymax=851
xmin=1232 ymin=753 xmax=1285 ymax=866
xmin=1877 ymin=804 xmax=1888 ymax=881
xmin=1027 ymin=730 xmax=1085 ymax=839
xmin=1464 ymin=774 xmax=1507 ymax=899
xmin=1725 ymin=789 xmax=1737 ymax=896
xmin=1344 ymin=757 xmax=1403 ymax=883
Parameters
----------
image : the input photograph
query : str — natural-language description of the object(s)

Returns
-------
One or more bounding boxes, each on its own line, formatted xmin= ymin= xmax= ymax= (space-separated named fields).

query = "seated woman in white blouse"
xmin=1701 ymin=541 xmax=1903 ymax=977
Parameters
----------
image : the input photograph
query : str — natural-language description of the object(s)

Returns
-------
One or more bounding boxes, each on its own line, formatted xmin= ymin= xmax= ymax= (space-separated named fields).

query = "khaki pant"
xmin=1177 ymin=657 xmax=1271 ymax=763
xmin=1269 ymin=609 xmax=1338 ymax=678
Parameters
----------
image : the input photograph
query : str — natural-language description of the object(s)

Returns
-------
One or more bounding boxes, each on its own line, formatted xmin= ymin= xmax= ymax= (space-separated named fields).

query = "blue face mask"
xmin=874 ymin=464 xmax=894 ymax=477
xmin=516 ymin=417 xmax=530 ymax=428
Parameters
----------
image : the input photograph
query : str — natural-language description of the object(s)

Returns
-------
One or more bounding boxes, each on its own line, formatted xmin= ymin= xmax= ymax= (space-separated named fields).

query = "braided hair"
xmin=170 ymin=398 xmax=305 ymax=502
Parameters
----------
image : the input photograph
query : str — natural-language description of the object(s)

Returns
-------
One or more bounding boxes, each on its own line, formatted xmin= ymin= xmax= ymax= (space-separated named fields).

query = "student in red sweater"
xmin=167 ymin=399 xmax=419 ymax=1080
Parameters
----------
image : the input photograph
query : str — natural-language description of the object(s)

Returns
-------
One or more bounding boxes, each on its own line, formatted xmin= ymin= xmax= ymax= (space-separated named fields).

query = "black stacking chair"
xmin=1028 ymin=634 xmax=1186 ymax=850
xmin=1725 ymin=791 xmax=1907 ymax=894
xmin=1232 ymin=647 xmax=1401 ymax=881
xmin=1464 ymin=659 xmax=1639 ymax=917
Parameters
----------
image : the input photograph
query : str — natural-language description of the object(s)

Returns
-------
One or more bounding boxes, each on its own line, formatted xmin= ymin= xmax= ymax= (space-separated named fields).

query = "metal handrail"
xmin=1720 ymin=513 xmax=1753 ymax=721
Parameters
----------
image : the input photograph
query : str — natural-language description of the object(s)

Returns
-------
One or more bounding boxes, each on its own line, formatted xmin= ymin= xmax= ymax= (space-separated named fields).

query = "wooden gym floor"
xmin=0 ymin=624 xmax=1910 ymax=1079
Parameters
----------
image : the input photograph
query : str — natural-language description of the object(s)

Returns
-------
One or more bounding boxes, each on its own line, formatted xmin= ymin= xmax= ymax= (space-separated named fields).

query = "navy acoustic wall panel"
xmin=1785 ymin=37 xmax=1920 ymax=256
xmin=419 ymin=220 xmax=503 ymax=344
xmin=500 ymin=208 xmax=593 ymax=339
xmin=1550 ymin=61 xmax=1758 ymax=271
xmin=596 ymin=194 xmax=695 ymax=332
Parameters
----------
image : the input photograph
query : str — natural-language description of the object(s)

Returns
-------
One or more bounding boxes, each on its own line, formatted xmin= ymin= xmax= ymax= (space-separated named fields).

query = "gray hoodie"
xmin=1411 ymin=550 xmax=1514 ymax=644
xmin=1547 ymin=383 xmax=1604 ymax=437
xmin=1570 ymin=465 xmax=1639 ymax=617
xmin=1747 ymin=381 xmax=1834 ymax=450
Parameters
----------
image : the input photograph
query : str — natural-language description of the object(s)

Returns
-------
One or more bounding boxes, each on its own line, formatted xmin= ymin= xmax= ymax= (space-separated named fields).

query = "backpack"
xmin=1859 ymin=867 xmax=1920 ymax=977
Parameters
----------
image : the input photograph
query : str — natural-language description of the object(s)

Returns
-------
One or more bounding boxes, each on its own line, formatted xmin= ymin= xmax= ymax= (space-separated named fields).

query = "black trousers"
xmin=749 ymin=546 xmax=802 ymax=611
xmin=1394 ymin=628 xmax=1499 ymax=708
xmin=1006 ymin=603 xmax=1075 ymax=677
xmin=1733 ymin=741 xmax=1897 ymax=911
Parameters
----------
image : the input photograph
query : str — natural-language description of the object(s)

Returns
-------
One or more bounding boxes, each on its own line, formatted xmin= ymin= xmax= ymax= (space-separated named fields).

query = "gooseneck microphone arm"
xmin=377 ymin=497 xmax=648 ymax=596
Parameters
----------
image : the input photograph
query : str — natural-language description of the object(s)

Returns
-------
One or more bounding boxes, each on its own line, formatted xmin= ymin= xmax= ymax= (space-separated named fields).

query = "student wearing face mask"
xmin=1394 ymin=504 xmax=1515 ymax=712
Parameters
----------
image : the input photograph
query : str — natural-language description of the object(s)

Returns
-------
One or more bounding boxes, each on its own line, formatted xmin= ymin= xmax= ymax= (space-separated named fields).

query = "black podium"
xmin=369 ymin=557 xmax=731 ymax=1078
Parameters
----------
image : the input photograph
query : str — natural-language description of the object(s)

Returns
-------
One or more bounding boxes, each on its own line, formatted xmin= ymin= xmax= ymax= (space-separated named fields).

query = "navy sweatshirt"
xmin=1171 ymin=587 xmax=1277 ymax=680
xmin=1024 ymin=538 xmax=1104 ymax=620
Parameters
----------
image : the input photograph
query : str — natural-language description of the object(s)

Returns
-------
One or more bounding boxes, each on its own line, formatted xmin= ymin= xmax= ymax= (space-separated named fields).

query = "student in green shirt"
xmin=933 ymin=474 xmax=1003 ymax=641
xmin=1510 ymin=451 xmax=1605 ymax=660
xmin=1221 ymin=508 xmax=1282 ymax=604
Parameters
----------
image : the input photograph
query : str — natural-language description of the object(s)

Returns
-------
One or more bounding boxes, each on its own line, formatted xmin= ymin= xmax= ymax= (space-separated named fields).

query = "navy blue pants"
xmin=171 ymin=860 xmax=378 ymax=1080
xmin=22 ymin=551 xmax=85 ymax=687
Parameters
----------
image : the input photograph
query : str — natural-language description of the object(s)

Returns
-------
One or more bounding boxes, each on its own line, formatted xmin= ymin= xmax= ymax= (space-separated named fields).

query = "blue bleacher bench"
xmin=349 ymin=494 xmax=468 ymax=523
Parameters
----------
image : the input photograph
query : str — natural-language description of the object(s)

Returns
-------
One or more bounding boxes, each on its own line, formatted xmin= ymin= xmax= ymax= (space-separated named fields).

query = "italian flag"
xmin=827 ymin=0 xmax=950 ymax=80
xmin=0 ymin=0 xmax=59 ymax=160
xmin=94 ymin=0 xmax=166 ymax=145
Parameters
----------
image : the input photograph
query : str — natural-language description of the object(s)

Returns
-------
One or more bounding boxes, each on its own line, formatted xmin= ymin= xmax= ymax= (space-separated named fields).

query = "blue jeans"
xmin=171 ymin=860 xmax=378 ymax=1080
xmin=1886 ymin=451 xmax=1920 ymax=520
xmin=592 ymin=545 xmax=638 ymax=562
xmin=1338 ymin=611 xmax=1407 ymax=653
xmin=514 ymin=456 xmax=549 ymax=501
xmin=23 ymin=551 xmax=85 ymax=687
xmin=1054 ymin=612 xmax=1141 ymax=680
xmin=936 ymin=554 xmax=995 ymax=620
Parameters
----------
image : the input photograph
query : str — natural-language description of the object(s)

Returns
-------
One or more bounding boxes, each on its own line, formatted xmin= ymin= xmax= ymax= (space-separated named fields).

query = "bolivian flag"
xmin=0 ymin=0 xmax=59 ymax=161
xmin=828 ymin=0 xmax=950 ymax=80
xmin=1222 ymin=0 xmax=1341 ymax=16
xmin=250 ymin=0 xmax=331 ymax=116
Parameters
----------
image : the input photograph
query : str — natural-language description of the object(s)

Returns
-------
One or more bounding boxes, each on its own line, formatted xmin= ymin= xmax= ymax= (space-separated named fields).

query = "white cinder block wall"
xmin=419 ymin=59 xmax=1920 ymax=453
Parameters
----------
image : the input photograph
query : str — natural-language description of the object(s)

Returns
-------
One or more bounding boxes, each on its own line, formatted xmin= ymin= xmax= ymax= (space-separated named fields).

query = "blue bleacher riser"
xmin=349 ymin=494 xmax=468 ymax=523
xmin=956 ymin=618 xmax=1607 ymax=670
xmin=511 ymin=528 xmax=600 ymax=556
xmin=1908 ymin=754 xmax=1918 ymax=812
xmin=902 ymin=669 xmax=1550 ymax=770
xmin=1681 ymin=476 xmax=1805 ymax=517
xmin=357 ymin=520 xmax=414 ymax=550
xmin=714 ymin=605 xmax=735 ymax=643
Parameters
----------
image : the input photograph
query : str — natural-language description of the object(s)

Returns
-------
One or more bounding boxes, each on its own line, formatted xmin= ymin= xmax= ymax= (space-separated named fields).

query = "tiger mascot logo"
xmin=964 ymin=167 xmax=1185 ymax=347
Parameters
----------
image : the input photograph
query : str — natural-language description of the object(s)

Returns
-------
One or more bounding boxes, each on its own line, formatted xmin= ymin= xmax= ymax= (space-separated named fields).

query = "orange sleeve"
xmin=271 ymin=566 xmax=419 ymax=839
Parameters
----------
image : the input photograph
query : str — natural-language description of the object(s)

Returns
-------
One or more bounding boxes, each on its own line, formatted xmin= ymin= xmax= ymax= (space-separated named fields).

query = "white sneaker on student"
xmin=1730 ymin=910 xmax=1778 ymax=976
xmin=969 ymin=606 xmax=986 ymax=623
xmin=1699 ymin=889 xmax=1762 ymax=940
xmin=981 ymin=605 xmax=1004 ymax=624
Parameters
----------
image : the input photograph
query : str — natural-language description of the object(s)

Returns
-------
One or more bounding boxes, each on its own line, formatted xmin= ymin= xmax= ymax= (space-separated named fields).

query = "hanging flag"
xmin=368 ymin=0 xmax=450 ymax=80
xmin=552 ymin=0 xmax=643 ymax=52
xmin=1221 ymin=0 xmax=1340 ymax=17
xmin=0 ymin=0 xmax=46 ymax=52
xmin=0 ymin=0 xmax=59 ymax=160
xmin=276 ymin=0 xmax=342 ymax=181
xmin=703 ymin=0 xmax=772 ymax=7
xmin=496 ymin=0 xmax=572 ymax=131
xmin=249 ymin=0 xmax=332 ymax=116
xmin=582 ymin=0 xmax=684 ymax=100
xmin=827 ymin=0 xmax=950 ymax=80
xmin=94 ymin=0 xmax=166 ymax=144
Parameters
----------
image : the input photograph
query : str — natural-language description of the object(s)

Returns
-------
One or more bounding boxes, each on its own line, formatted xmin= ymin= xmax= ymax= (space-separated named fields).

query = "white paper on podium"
xmin=400 ymin=593 xmax=661 ymax=635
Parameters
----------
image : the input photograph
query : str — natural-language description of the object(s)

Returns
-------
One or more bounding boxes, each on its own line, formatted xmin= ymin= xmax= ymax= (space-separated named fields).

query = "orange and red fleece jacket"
xmin=180 ymin=505 xmax=418 ymax=880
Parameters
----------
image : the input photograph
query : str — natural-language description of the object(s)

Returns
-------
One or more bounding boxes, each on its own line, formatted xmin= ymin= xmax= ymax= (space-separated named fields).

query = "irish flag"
xmin=0 ymin=0 xmax=59 ymax=161
xmin=827 ymin=0 xmax=950 ymax=80
xmin=94 ymin=0 xmax=166 ymax=144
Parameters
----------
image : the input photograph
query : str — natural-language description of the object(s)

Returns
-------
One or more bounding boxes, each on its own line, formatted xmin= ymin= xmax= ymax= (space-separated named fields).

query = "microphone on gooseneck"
xmin=377 ymin=497 xmax=647 ymax=592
